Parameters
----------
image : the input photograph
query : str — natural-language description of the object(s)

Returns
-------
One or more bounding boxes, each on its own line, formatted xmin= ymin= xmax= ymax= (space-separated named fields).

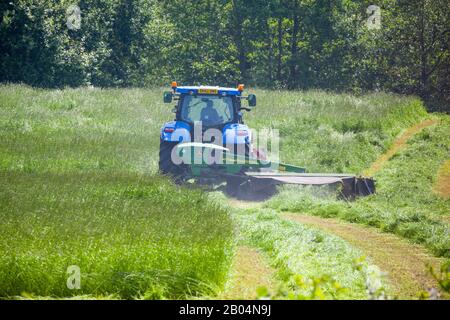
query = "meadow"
xmin=244 ymin=90 xmax=428 ymax=173
xmin=0 ymin=84 xmax=447 ymax=299
xmin=265 ymin=119 xmax=450 ymax=257
xmin=0 ymin=85 xmax=233 ymax=298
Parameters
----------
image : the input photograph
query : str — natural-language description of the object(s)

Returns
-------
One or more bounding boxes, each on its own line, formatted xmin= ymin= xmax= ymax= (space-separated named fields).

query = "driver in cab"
xmin=200 ymin=100 xmax=221 ymax=125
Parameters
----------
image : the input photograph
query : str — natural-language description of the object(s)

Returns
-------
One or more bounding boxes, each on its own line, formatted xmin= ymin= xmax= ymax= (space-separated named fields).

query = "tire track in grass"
xmin=215 ymin=198 xmax=276 ymax=299
xmin=225 ymin=198 xmax=375 ymax=299
xmin=283 ymin=213 xmax=446 ymax=299
xmin=224 ymin=117 xmax=444 ymax=299
xmin=363 ymin=118 xmax=439 ymax=176
xmin=220 ymin=246 xmax=275 ymax=299
xmin=434 ymin=159 xmax=450 ymax=225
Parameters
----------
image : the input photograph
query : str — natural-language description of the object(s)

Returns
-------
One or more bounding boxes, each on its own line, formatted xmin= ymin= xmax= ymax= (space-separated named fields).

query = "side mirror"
xmin=163 ymin=91 xmax=173 ymax=103
xmin=247 ymin=94 xmax=257 ymax=107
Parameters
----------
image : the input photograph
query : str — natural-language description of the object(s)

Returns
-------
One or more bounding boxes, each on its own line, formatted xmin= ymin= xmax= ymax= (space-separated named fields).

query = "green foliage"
xmin=429 ymin=261 xmax=450 ymax=294
xmin=1 ymin=1 xmax=448 ymax=110
xmin=418 ymin=261 xmax=450 ymax=299
xmin=256 ymin=274 xmax=350 ymax=300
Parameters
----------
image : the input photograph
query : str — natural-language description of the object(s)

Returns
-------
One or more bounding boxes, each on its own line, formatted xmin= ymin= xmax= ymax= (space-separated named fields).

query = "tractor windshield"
xmin=180 ymin=95 xmax=234 ymax=126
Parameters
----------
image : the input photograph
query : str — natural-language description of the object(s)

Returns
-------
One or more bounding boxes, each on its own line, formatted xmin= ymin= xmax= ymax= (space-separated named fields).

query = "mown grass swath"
xmin=231 ymin=207 xmax=388 ymax=300
xmin=266 ymin=119 xmax=450 ymax=258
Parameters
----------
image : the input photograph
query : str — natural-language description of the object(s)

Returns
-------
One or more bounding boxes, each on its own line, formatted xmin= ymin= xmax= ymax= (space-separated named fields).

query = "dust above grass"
xmin=363 ymin=118 xmax=439 ymax=176
xmin=283 ymin=213 xmax=447 ymax=299
xmin=434 ymin=160 xmax=450 ymax=200
xmin=220 ymin=246 xmax=275 ymax=299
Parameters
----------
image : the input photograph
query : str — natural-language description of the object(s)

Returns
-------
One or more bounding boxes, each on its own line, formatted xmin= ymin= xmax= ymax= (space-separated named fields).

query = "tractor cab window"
xmin=180 ymin=95 xmax=234 ymax=126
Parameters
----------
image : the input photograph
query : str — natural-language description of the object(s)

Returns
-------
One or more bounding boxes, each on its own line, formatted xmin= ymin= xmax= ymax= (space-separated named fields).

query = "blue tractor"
xmin=160 ymin=82 xmax=375 ymax=199
xmin=159 ymin=82 xmax=256 ymax=178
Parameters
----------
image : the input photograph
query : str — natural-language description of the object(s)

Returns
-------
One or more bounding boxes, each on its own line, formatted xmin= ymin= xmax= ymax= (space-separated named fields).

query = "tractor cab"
xmin=159 ymin=82 xmax=257 ymax=180
xmin=163 ymin=83 xmax=256 ymax=129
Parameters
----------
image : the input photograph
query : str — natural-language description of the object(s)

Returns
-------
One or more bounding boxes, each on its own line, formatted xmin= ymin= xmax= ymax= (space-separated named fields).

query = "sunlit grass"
xmin=0 ymin=83 xmax=440 ymax=299
xmin=265 ymin=119 xmax=450 ymax=257
xmin=0 ymin=84 xmax=233 ymax=299
xmin=233 ymin=207 xmax=386 ymax=299
xmin=245 ymin=89 xmax=427 ymax=173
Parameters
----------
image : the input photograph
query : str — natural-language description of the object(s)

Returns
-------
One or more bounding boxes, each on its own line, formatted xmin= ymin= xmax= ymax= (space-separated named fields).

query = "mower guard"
xmin=175 ymin=142 xmax=375 ymax=198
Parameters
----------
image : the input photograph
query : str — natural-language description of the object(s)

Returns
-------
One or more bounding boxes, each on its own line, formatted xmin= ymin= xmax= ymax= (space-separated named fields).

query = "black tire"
xmin=158 ymin=140 xmax=187 ymax=180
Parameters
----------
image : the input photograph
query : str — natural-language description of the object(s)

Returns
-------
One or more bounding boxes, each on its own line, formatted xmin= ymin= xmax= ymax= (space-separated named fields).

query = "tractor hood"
xmin=160 ymin=121 xmax=250 ymax=145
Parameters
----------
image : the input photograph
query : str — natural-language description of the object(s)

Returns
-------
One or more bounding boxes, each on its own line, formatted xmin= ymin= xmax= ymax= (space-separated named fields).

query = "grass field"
xmin=0 ymin=85 xmax=233 ymax=299
xmin=244 ymin=90 xmax=428 ymax=173
xmin=266 ymin=118 xmax=450 ymax=257
xmin=232 ymin=207 xmax=386 ymax=299
xmin=0 ymin=84 xmax=448 ymax=299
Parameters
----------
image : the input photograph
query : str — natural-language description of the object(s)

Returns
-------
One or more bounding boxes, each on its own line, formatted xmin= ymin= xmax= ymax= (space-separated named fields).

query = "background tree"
xmin=0 ymin=0 xmax=448 ymax=111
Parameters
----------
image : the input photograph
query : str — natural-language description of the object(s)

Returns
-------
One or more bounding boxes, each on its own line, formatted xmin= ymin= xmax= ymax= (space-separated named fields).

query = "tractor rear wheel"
xmin=159 ymin=141 xmax=187 ymax=181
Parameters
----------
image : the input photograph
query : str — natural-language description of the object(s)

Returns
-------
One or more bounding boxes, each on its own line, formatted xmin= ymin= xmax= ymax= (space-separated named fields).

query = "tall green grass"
xmin=0 ymin=84 xmax=441 ymax=299
xmin=0 ymin=85 xmax=426 ymax=175
xmin=0 ymin=172 xmax=234 ymax=298
xmin=0 ymin=84 xmax=171 ymax=174
xmin=0 ymin=84 xmax=233 ymax=298
xmin=245 ymin=90 xmax=427 ymax=173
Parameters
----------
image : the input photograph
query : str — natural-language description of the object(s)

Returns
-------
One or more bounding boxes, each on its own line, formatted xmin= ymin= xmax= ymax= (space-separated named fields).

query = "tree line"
xmin=0 ymin=0 xmax=448 ymax=111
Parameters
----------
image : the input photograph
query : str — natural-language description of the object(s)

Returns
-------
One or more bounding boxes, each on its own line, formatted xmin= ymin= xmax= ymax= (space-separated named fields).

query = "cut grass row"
xmin=283 ymin=214 xmax=446 ymax=299
xmin=211 ymin=194 xmax=390 ymax=300
xmin=231 ymin=207 xmax=388 ymax=299
xmin=266 ymin=118 xmax=450 ymax=258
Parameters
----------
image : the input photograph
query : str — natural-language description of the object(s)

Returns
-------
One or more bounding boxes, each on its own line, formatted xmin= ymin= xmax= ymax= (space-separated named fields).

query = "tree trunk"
xmin=231 ymin=0 xmax=247 ymax=82
xmin=277 ymin=13 xmax=283 ymax=81
xmin=418 ymin=0 xmax=428 ymax=100
xmin=289 ymin=0 xmax=299 ymax=89
xmin=267 ymin=18 xmax=274 ymax=84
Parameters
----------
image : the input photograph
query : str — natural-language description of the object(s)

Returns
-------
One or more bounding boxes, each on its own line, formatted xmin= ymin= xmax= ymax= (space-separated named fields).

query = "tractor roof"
xmin=174 ymin=85 xmax=242 ymax=96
